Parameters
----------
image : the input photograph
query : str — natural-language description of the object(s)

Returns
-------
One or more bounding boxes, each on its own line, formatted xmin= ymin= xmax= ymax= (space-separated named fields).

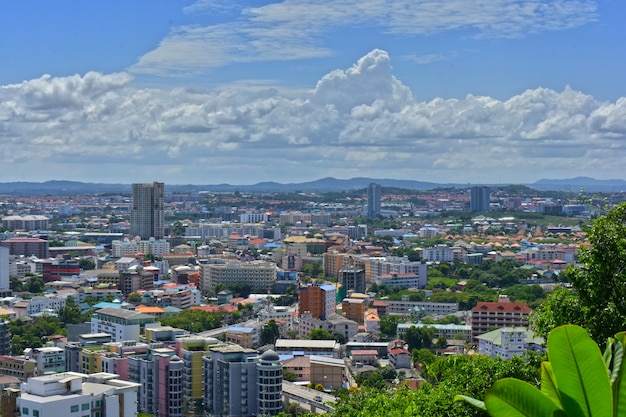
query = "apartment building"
xmin=91 ymin=307 xmax=156 ymax=342
xmin=128 ymin=347 xmax=184 ymax=417
xmin=299 ymin=284 xmax=337 ymax=320
xmin=385 ymin=300 xmax=459 ymax=316
xmin=477 ymin=327 xmax=544 ymax=359
xmin=470 ymin=296 xmax=532 ymax=340
xmin=200 ymin=260 xmax=276 ymax=293
xmin=203 ymin=346 xmax=283 ymax=417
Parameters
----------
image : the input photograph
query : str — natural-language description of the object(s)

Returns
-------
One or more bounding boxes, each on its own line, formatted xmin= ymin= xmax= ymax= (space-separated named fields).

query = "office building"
xmin=299 ymin=284 xmax=337 ymax=320
xmin=203 ymin=346 xmax=283 ymax=417
xmin=130 ymin=182 xmax=165 ymax=240
xmin=15 ymin=372 xmax=140 ymax=417
xmin=470 ymin=186 xmax=491 ymax=212
xmin=366 ymin=183 xmax=382 ymax=218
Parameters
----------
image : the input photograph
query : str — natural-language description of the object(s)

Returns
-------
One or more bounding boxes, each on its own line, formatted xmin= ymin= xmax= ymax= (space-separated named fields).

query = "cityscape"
xmin=0 ymin=179 xmax=621 ymax=416
xmin=3 ymin=0 xmax=626 ymax=416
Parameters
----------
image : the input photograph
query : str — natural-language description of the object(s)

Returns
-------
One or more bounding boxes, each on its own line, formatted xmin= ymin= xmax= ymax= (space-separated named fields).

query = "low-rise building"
xmin=477 ymin=327 xmax=544 ymax=359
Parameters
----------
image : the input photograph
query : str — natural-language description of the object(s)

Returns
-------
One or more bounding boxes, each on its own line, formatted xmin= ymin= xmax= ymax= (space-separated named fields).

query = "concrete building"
xmin=299 ymin=284 xmax=337 ymax=320
xmin=388 ymin=340 xmax=412 ymax=369
xmin=366 ymin=183 xmax=382 ymax=218
xmin=128 ymin=347 xmax=184 ymax=417
xmin=174 ymin=337 xmax=221 ymax=416
xmin=1 ymin=238 xmax=49 ymax=258
xmin=200 ymin=260 xmax=276 ymax=293
xmin=397 ymin=323 xmax=472 ymax=342
xmin=91 ymin=307 xmax=156 ymax=342
xmin=470 ymin=296 xmax=532 ymax=340
xmin=1 ymin=215 xmax=49 ymax=231
xmin=203 ymin=346 xmax=283 ymax=417
xmin=342 ymin=297 xmax=368 ymax=324
xmin=385 ymin=300 xmax=459 ymax=317
xmin=274 ymin=339 xmax=340 ymax=358
xmin=470 ymin=186 xmax=491 ymax=212
xmin=15 ymin=372 xmax=140 ymax=417
xmin=130 ymin=182 xmax=165 ymax=240
xmin=477 ymin=327 xmax=544 ymax=359
xmin=421 ymin=245 xmax=454 ymax=262
xmin=339 ymin=265 xmax=366 ymax=294
xmin=298 ymin=312 xmax=359 ymax=340
xmin=0 ymin=356 xmax=36 ymax=380
xmin=0 ymin=320 xmax=10 ymax=356
xmin=24 ymin=347 xmax=66 ymax=376
xmin=226 ymin=326 xmax=259 ymax=349
xmin=369 ymin=256 xmax=427 ymax=285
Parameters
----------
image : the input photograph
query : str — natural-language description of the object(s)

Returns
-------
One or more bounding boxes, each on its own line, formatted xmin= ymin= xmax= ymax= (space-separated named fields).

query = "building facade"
xmin=130 ymin=182 xmax=165 ymax=240
xmin=366 ymin=183 xmax=382 ymax=218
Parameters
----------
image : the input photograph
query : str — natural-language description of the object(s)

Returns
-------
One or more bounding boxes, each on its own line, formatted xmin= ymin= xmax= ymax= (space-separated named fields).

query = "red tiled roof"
xmin=472 ymin=301 xmax=532 ymax=313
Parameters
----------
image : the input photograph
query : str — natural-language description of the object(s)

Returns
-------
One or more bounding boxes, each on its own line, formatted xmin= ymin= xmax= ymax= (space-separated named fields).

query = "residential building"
xmin=174 ymin=337 xmax=221 ymax=416
xmin=421 ymin=245 xmax=454 ymax=262
xmin=24 ymin=347 xmax=65 ymax=376
xmin=226 ymin=326 xmax=259 ymax=349
xmin=309 ymin=356 xmax=346 ymax=390
xmin=274 ymin=339 xmax=341 ymax=358
xmin=298 ymin=312 xmax=358 ymax=340
xmin=16 ymin=372 xmax=141 ymax=417
xmin=130 ymin=182 xmax=165 ymax=240
xmin=369 ymin=256 xmax=427 ymax=284
xmin=388 ymin=340 xmax=411 ymax=369
xmin=299 ymin=284 xmax=337 ymax=320
xmin=470 ymin=296 xmax=532 ymax=340
xmin=477 ymin=327 xmax=545 ymax=359
xmin=203 ymin=346 xmax=283 ymax=417
xmin=0 ymin=356 xmax=36 ymax=380
xmin=128 ymin=347 xmax=184 ymax=417
xmin=385 ymin=300 xmax=458 ymax=316
xmin=342 ymin=298 xmax=368 ymax=324
xmin=378 ymin=272 xmax=427 ymax=289
xmin=1 ymin=238 xmax=49 ymax=258
xmin=470 ymin=186 xmax=491 ymax=212
xmin=366 ymin=183 xmax=382 ymax=218
xmin=119 ymin=266 xmax=155 ymax=296
xmin=1 ymin=215 xmax=49 ymax=231
xmin=200 ymin=260 xmax=276 ymax=293
xmin=339 ymin=265 xmax=366 ymax=294
xmin=91 ymin=307 xmax=156 ymax=342
xmin=41 ymin=258 xmax=80 ymax=282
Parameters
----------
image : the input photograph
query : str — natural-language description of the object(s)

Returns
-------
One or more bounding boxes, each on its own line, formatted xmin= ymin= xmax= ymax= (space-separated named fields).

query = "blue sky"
xmin=1 ymin=0 xmax=625 ymax=185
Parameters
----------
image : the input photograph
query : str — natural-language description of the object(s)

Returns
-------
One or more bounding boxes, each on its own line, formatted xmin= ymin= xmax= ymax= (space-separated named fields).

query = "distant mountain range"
xmin=0 ymin=176 xmax=624 ymax=196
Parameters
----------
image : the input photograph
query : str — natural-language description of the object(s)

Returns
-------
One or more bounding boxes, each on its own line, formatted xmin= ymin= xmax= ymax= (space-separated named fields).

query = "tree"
xmin=261 ymin=319 xmax=280 ymax=345
xmin=404 ymin=326 xmax=435 ymax=351
xmin=128 ymin=292 xmax=142 ymax=303
xmin=78 ymin=258 xmax=96 ymax=270
xmin=309 ymin=328 xmax=334 ymax=340
xmin=283 ymin=369 xmax=298 ymax=382
xmin=532 ymin=202 xmax=626 ymax=344
xmin=57 ymin=296 xmax=82 ymax=324
xmin=26 ymin=276 xmax=45 ymax=294
xmin=379 ymin=315 xmax=403 ymax=340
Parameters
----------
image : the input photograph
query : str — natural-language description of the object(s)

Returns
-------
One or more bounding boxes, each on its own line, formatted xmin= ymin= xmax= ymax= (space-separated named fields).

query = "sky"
xmin=1 ymin=0 xmax=625 ymax=186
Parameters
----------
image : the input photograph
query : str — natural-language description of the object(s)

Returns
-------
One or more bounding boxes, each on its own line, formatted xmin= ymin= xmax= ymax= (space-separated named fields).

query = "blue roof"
xmin=92 ymin=302 xmax=122 ymax=309
xmin=264 ymin=243 xmax=282 ymax=248
xmin=228 ymin=326 xmax=254 ymax=332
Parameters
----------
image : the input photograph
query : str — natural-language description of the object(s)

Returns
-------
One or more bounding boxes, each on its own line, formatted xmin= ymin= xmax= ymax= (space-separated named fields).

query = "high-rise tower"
xmin=366 ymin=183 xmax=382 ymax=218
xmin=130 ymin=182 xmax=165 ymax=239
xmin=470 ymin=186 xmax=491 ymax=212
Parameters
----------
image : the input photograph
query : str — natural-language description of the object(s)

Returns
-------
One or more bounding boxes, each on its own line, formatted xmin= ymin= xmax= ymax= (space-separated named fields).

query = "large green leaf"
xmin=453 ymin=394 xmax=486 ymax=411
xmin=541 ymin=361 xmax=561 ymax=407
xmin=484 ymin=378 xmax=565 ymax=417
xmin=612 ymin=333 xmax=626 ymax=417
xmin=548 ymin=325 xmax=613 ymax=417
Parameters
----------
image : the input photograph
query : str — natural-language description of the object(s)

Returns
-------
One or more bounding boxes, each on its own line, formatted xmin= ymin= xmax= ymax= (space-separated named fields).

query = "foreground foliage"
xmin=457 ymin=325 xmax=626 ymax=417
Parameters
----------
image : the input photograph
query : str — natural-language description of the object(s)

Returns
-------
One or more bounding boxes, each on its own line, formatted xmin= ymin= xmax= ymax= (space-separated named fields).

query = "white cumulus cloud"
xmin=1 ymin=49 xmax=625 ymax=184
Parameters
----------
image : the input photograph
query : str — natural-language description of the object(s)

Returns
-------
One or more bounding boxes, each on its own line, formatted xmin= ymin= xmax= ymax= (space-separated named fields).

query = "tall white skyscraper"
xmin=367 ymin=183 xmax=382 ymax=218
xmin=130 ymin=182 xmax=165 ymax=239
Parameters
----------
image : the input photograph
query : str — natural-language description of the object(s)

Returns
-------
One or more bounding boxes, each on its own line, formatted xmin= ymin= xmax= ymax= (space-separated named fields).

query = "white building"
xmin=239 ymin=212 xmax=268 ymax=223
xmin=200 ymin=260 xmax=277 ymax=293
xmin=24 ymin=346 xmax=66 ymax=375
xmin=369 ymin=256 xmax=427 ymax=283
xmin=17 ymin=372 xmax=141 ymax=417
xmin=421 ymin=245 xmax=454 ymax=262
xmin=91 ymin=307 xmax=156 ymax=342
xmin=477 ymin=327 xmax=545 ymax=359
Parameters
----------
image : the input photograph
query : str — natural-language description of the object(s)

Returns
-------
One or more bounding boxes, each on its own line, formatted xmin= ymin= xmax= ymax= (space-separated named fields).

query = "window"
xmin=82 ymin=403 xmax=90 ymax=410
xmin=33 ymin=411 xmax=39 ymax=417
xmin=22 ymin=407 xmax=29 ymax=415
xmin=71 ymin=405 xmax=79 ymax=412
